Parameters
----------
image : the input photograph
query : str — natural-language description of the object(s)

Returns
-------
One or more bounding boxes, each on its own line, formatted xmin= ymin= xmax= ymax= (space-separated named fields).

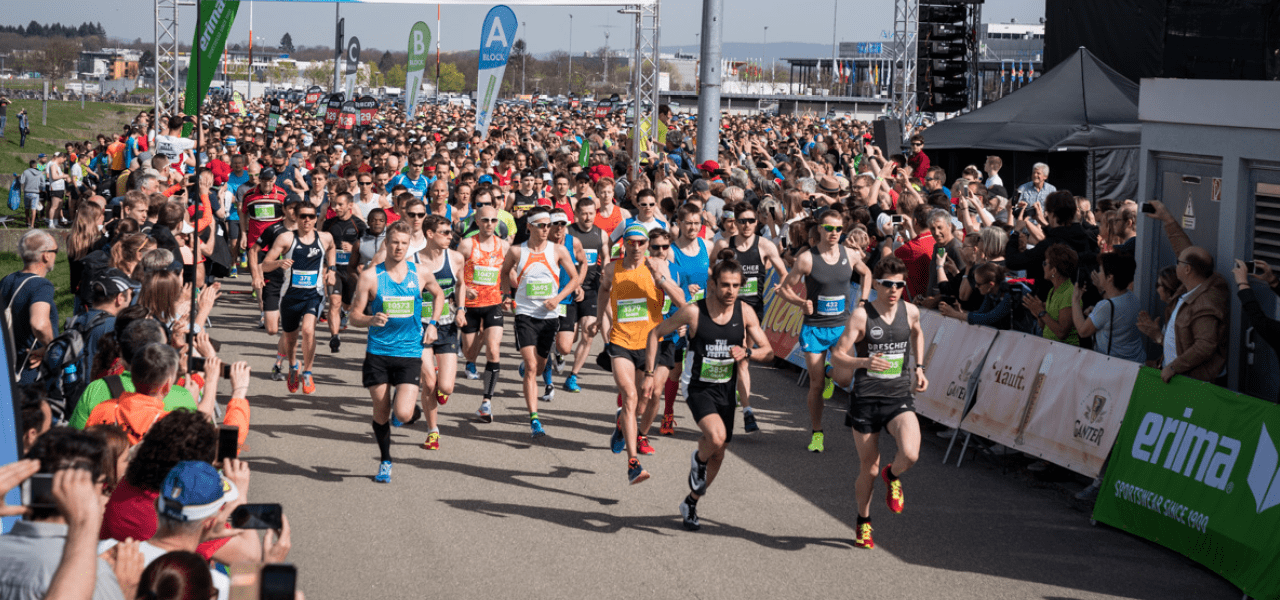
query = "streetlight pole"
xmin=763 ymin=26 xmax=768 ymax=83
xmin=521 ymin=22 xmax=526 ymax=96
xmin=568 ymin=14 xmax=574 ymax=96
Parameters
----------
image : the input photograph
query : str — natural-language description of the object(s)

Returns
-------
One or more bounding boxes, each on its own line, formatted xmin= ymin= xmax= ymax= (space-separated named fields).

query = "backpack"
xmin=35 ymin=310 xmax=112 ymax=421
xmin=1006 ymin=280 xmax=1040 ymax=335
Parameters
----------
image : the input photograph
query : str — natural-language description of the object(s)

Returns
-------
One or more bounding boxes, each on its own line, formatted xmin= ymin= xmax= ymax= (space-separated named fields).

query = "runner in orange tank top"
xmin=597 ymin=225 xmax=687 ymax=485
xmin=592 ymin=177 xmax=630 ymax=236
xmin=456 ymin=206 xmax=511 ymax=420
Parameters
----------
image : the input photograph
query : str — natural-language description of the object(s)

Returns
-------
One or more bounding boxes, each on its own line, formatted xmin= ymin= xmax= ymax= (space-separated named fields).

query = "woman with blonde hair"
xmin=67 ymin=202 xmax=107 ymax=313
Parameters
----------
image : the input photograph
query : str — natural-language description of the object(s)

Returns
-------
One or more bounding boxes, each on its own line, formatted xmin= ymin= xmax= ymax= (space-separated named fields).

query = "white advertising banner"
xmin=914 ymin=311 xmax=998 ymax=429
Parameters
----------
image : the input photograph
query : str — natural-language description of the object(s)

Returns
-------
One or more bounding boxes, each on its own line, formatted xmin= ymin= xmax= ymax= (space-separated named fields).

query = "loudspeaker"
xmin=873 ymin=117 xmax=904 ymax=155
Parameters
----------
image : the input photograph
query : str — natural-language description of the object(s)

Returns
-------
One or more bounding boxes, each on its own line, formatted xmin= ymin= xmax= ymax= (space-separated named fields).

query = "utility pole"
xmin=521 ymin=22 xmax=526 ymax=96
xmin=568 ymin=13 xmax=574 ymax=96
xmin=248 ymin=1 xmax=253 ymax=100
xmin=763 ymin=26 xmax=768 ymax=82
xmin=333 ymin=6 xmax=344 ymax=94
xmin=831 ymin=0 xmax=839 ymax=90
xmin=695 ymin=0 xmax=722 ymax=163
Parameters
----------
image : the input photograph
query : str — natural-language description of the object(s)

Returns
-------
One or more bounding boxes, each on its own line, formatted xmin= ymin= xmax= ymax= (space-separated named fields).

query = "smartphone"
xmin=217 ymin=425 xmax=240 ymax=463
xmin=21 ymin=473 xmax=55 ymax=509
xmin=935 ymin=246 xmax=946 ymax=259
xmin=190 ymin=357 xmax=233 ymax=379
xmin=891 ymin=215 xmax=904 ymax=225
xmin=259 ymin=564 xmax=297 ymax=600
xmin=1251 ymin=261 xmax=1264 ymax=275
xmin=1141 ymin=202 xmax=1156 ymax=214
xmin=231 ymin=503 xmax=284 ymax=530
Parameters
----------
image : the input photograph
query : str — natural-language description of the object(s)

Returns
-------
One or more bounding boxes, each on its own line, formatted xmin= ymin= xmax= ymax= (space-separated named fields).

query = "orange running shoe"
xmin=854 ymin=522 xmax=875 ymax=549
xmin=882 ymin=465 xmax=904 ymax=513
xmin=301 ymin=371 xmax=315 ymax=395
xmin=659 ymin=414 xmax=676 ymax=436
xmin=421 ymin=431 xmax=440 ymax=450
xmin=636 ymin=435 xmax=655 ymax=455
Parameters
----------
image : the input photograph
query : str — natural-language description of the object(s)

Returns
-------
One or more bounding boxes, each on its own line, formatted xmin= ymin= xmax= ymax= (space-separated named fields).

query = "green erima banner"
xmin=184 ymin=0 xmax=240 ymax=128
xmin=405 ymin=21 xmax=431 ymax=119
xmin=1093 ymin=367 xmax=1280 ymax=599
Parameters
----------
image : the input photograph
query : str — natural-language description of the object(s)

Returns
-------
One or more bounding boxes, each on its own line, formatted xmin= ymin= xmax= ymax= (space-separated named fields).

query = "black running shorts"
xmin=845 ymin=395 xmax=916 ymax=434
xmin=424 ymin=322 xmax=459 ymax=355
xmin=557 ymin=302 xmax=577 ymax=333
xmin=686 ymin=392 xmax=735 ymax=444
xmin=280 ymin=292 xmax=324 ymax=333
xmin=461 ymin=304 xmax=504 ymax=334
xmin=514 ymin=314 xmax=558 ymax=358
xmin=362 ymin=353 xmax=423 ymax=388
xmin=262 ymin=279 xmax=284 ymax=312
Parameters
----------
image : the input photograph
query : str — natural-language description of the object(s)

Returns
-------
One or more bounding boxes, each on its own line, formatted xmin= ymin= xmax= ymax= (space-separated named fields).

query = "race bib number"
xmin=692 ymin=290 xmax=706 ymax=302
xmin=422 ymin=290 xmax=453 ymax=317
xmin=472 ymin=265 xmax=499 ymax=287
xmin=525 ymin=281 xmax=554 ymax=299
xmin=253 ymin=204 xmax=277 ymax=220
xmin=617 ymin=298 xmax=649 ymax=323
xmin=868 ymin=352 xmax=905 ymax=379
xmin=557 ymin=303 xmax=568 ymax=317
xmin=291 ymin=270 xmax=318 ymax=287
xmin=662 ymin=297 xmax=672 ymax=314
xmin=699 ymin=357 xmax=734 ymax=384
xmin=585 ymin=248 xmax=599 ymax=265
xmin=383 ymin=295 xmax=415 ymax=318
xmin=740 ymin=277 xmax=759 ymax=297
xmin=335 ymin=251 xmax=351 ymax=266
xmin=816 ymin=294 xmax=846 ymax=316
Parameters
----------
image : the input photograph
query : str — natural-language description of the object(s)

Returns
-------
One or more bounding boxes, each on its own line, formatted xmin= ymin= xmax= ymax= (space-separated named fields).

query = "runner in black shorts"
xmin=567 ymin=197 xmax=608 ymax=392
xmin=417 ymin=215 xmax=467 ymax=450
xmin=547 ymin=209 xmax=586 ymax=391
xmin=457 ymin=206 xmax=510 ymax=422
xmin=644 ymin=256 xmax=773 ymax=530
xmin=250 ymin=200 xmax=296 ymax=381
xmin=261 ymin=204 xmax=336 ymax=395
xmin=322 ymin=191 xmax=366 ymax=353
xmin=828 ymin=256 xmax=928 ymax=549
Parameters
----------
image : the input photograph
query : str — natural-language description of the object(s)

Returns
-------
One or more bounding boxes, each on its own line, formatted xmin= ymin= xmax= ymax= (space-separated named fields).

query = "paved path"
xmin=209 ymin=278 xmax=1239 ymax=599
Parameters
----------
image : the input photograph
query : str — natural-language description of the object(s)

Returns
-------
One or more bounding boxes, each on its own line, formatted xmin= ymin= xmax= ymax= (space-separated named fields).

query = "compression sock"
xmin=543 ymin=360 xmax=553 ymax=386
xmin=276 ymin=353 xmax=285 ymax=366
xmin=663 ymin=380 xmax=678 ymax=415
xmin=885 ymin=466 xmax=898 ymax=481
xmin=372 ymin=420 xmax=392 ymax=462
xmin=857 ymin=515 xmax=872 ymax=528
xmin=685 ymin=493 xmax=698 ymax=506
xmin=483 ymin=362 xmax=501 ymax=399
xmin=743 ymin=405 xmax=754 ymax=416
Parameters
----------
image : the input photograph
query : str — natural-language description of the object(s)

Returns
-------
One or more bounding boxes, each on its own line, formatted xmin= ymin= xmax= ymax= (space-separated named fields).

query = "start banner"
xmin=913 ymin=311 xmax=997 ymax=429
xmin=1094 ymin=367 xmax=1280 ymax=600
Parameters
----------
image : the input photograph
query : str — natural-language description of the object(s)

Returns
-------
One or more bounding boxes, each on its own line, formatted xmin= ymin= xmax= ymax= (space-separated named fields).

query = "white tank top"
xmin=514 ymin=242 xmax=560 ymax=319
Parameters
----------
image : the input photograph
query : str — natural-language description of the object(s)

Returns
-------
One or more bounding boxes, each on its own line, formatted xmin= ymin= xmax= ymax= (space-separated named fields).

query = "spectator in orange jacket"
xmin=87 ymin=342 xmax=250 ymax=447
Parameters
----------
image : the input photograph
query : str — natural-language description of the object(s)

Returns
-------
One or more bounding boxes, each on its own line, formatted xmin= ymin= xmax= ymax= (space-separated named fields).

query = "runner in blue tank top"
xmin=658 ymin=205 xmax=714 ymax=436
xmin=349 ymin=220 xmax=444 ymax=484
xmin=415 ymin=214 xmax=468 ymax=451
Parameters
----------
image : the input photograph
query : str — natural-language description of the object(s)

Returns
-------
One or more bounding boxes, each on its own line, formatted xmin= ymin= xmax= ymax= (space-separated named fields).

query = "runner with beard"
xmin=565 ymin=197 xmax=609 ymax=392
xmin=644 ymin=254 xmax=773 ymax=530
xmin=659 ymin=204 xmax=712 ymax=435
xmin=321 ymin=192 xmax=366 ymax=352
xmin=827 ymin=256 xmax=928 ymax=549
xmin=416 ymin=215 xmax=467 ymax=450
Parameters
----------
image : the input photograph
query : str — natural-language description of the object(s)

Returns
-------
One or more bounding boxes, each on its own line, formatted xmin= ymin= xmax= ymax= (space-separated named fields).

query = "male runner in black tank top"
xmin=417 ymin=215 xmax=468 ymax=451
xmin=566 ymin=197 xmax=609 ymax=391
xmin=262 ymin=203 xmax=336 ymax=396
xmin=644 ymin=257 xmax=773 ymax=531
xmin=321 ymin=192 xmax=367 ymax=353
xmin=827 ymin=255 xmax=928 ymax=550
xmin=710 ymin=205 xmax=789 ymax=432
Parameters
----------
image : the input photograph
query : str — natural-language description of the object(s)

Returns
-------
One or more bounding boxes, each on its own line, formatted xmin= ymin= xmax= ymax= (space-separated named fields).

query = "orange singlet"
xmin=594 ymin=203 xmax=624 ymax=236
xmin=608 ymin=261 xmax=665 ymax=350
xmin=464 ymin=236 xmax=504 ymax=307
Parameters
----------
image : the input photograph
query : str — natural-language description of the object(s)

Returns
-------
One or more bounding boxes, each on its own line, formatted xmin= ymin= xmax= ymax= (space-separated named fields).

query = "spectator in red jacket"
xmin=907 ymin=134 xmax=930 ymax=182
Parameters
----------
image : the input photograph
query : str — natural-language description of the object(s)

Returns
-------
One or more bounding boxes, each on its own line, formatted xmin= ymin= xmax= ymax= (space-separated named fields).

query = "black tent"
xmin=922 ymin=47 xmax=1141 ymax=203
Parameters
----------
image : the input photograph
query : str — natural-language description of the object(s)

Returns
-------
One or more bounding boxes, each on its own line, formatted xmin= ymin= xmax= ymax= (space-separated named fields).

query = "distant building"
xmin=77 ymin=48 xmax=142 ymax=80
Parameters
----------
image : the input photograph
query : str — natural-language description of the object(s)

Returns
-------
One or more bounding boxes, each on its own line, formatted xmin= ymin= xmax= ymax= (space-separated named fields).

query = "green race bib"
xmin=868 ymin=353 xmax=905 ymax=379
xmin=472 ymin=265 xmax=499 ymax=287
xmin=383 ymin=295 xmax=415 ymax=318
xmin=740 ymin=277 xmax=759 ymax=297
xmin=699 ymin=357 xmax=734 ymax=383
xmin=525 ymin=281 xmax=554 ymax=299
xmin=557 ymin=303 xmax=568 ymax=317
xmin=253 ymin=204 xmax=277 ymax=220
xmin=617 ymin=298 xmax=649 ymax=323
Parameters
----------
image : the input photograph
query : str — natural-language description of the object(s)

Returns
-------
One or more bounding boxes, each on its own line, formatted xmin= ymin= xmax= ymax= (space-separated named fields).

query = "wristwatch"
xmin=1037 ymin=310 xmax=1048 ymax=319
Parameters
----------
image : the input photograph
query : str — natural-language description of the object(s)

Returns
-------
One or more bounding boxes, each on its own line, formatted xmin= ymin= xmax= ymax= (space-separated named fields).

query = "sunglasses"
xmin=298 ymin=214 xmax=318 ymax=220
xmin=411 ymin=163 xmax=426 ymax=167
xmin=407 ymin=212 xmax=427 ymax=218
xmin=480 ymin=217 xmax=500 ymax=224
xmin=650 ymin=244 xmax=670 ymax=251
xmin=530 ymin=222 xmax=550 ymax=229
xmin=737 ymin=218 xmax=757 ymax=225
xmin=820 ymin=224 xmax=844 ymax=233
xmin=360 ymin=181 xmax=373 ymax=185
xmin=875 ymin=279 xmax=907 ymax=289
xmin=637 ymin=202 xmax=656 ymax=208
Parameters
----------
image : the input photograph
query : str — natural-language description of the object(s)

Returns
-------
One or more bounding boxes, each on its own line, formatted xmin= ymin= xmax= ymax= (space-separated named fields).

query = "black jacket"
xmin=1005 ymin=222 xmax=1098 ymax=298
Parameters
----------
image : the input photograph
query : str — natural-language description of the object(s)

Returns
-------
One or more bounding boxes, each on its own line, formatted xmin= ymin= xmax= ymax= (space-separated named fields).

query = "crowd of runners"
xmin=8 ymin=85 xmax=1176 ymax=593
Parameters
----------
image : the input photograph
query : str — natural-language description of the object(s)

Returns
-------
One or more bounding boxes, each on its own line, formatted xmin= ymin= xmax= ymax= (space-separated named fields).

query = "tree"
xmin=303 ymin=60 xmax=332 ymax=87
xmin=279 ymin=33 xmax=295 ymax=54
xmin=384 ymin=64 xmax=407 ymax=89
xmin=377 ymin=50 xmax=395 ymax=76
xmin=40 ymin=39 xmax=81 ymax=80
xmin=140 ymin=49 xmax=154 ymax=69
xmin=438 ymin=62 xmax=465 ymax=92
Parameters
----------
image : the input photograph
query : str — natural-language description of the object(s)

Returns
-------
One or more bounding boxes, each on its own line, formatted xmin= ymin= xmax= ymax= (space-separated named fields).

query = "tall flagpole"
xmin=435 ymin=4 xmax=441 ymax=100
xmin=248 ymin=1 xmax=253 ymax=100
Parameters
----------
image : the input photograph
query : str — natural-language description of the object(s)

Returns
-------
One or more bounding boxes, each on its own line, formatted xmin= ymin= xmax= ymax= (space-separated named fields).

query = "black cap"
xmin=258 ymin=168 xmax=276 ymax=180
xmin=89 ymin=268 xmax=135 ymax=302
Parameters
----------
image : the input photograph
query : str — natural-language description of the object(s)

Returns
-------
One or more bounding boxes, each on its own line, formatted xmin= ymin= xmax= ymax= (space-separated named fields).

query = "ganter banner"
xmin=913 ymin=311 xmax=997 ymax=429
xmin=406 ymin=21 xmax=431 ymax=119
xmin=959 ymin=331 xmax=1052 ymax=452
xmin=474 ymin=5 xmax=517 ymax=139
xmin=1094 ymin=367 xmax=1280 ymax=600
xmin=184 ymin=0 xmax=241 ymax=133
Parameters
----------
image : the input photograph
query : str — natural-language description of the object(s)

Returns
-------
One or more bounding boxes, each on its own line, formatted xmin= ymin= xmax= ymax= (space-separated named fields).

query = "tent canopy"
xmin=923 ymin=47 xmax=1140 ymax=152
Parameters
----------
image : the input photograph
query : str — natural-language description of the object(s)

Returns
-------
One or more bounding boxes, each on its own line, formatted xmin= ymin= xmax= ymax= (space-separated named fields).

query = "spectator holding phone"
xmin=1072 ymin=252 xmax=1145 ymax=363
xmin=1233 ymin=258 xmax=1280 ymax=402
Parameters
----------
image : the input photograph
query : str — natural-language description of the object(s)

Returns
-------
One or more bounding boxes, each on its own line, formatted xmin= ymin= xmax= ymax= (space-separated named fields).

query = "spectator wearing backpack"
xmin=56 ymin=270 xmax=136 ymax=415
xmin=2 ymin=230 xmax=59 ymax=381
xmin=68 ymin=319 xmax=198 ymax=430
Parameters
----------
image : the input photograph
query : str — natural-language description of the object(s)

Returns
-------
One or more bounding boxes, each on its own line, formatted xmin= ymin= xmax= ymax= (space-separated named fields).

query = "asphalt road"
xmin=207 ymin=277 xmax=1240 ymax=600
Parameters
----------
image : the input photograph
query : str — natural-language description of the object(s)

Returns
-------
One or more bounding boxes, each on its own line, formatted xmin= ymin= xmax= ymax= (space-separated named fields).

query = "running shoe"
xmin=375 ymin=461 xmax=393 ymax=484
xmin=230 ymin=265 xmax=238 ymax=278
xmin=688 ymin=450 xmax=708 ymax=494
xmin=808 ymin=431 xmax=825 ymax=453
xmin=854 ymin=522 xmax=875 ymax=549
xmin=421 ymin=431 xmax=440 ymax=450
xmin=256 ymin=318 xmax=266 ymax=330
xmin=822 ymin=375 xmax=835 ymax=400
xmin=465 ymin=362 xmax=479 ymax=380
xmin=627 ymin=459 xmax=650 ymax=485
xmin=340 ymin=314 xmax=349 ymax=330
xmin=540 ymin=384 xmax=555 ymax=403
xmin=564 ymin=373 xmax=581 ymax=392
xmin=329 ymin=335 xmax=341 ymax=353
xmin=743 ymin=410 xmax=759 ymax=433
xmin=610 ymin=408 xmax=626 ymax=454
xmin=405 ymin=404 xmax=423 ymax=427
xmin=271 ymin=363 xmax=285 ymax=382
xmin=679 ymin=499 xmax=701 ymax=531
xmin=436 ymin=390 xmax=449 ymax=406
xmin=530 ymin=418 xmax=546 ymax=438
xmin=636 ymin=435 xmax=655 ymax=456
xmin=476 ymin=401 xmax=493 ymax=423
xmin=882 ymin=465 xmax=904 ymax=513
xmin=287 ymin=363 xmax=300 ymax=393
xmin=1075 ymin=477 xmax=1102 ymax=501
xmin=301 ymin=371 xmax=316 ymax=395
xmin=554 ymin=353 xmax=567 ymax=374
xmin=660 ymin=414 xmax=676 ymax=436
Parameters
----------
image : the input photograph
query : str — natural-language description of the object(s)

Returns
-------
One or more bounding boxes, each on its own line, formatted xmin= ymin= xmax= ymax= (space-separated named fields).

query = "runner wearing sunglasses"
xmin=261 ymin=204 xmax=337 ymax=395
xmin=457 ymin=205 xmax=510 ymax=421
xmin=608 ymin=189 xmax=667 ymax=258
xmin=774 ymin=209 xmax=872 ymax=452
xmin=827 ymin=255 xmax=929 ymax=549
xmin=711 ymin=205 xmax=790 ymax=433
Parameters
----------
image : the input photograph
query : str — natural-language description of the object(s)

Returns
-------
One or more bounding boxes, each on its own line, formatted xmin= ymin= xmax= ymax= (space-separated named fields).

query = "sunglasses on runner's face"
xmin=638 ymin=202 xmax=656 ymax=208
xmin=737 ymin=218 xmax=757 ymax=225
xmin=298 ymin=213 xmax=318 ymax=220
xmin=820 ymin=224 xmax=844 ymax=233
xmin=480 ymin=217 xmax=500 ymax=224
xmin=530 ymin=222 xmax=550 ymax=229
xmin=650 ymin=244 xmax=670 ymax=251
xmin=876 ymin=279 xmax=907 ymax=289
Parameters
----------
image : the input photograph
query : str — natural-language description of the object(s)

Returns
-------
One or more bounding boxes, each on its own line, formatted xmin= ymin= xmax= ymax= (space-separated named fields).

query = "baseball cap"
xmin=156 ymin=461 xmax=239 ymax=523
xmin=258 ymin=168 xmax=276 ymax=180
xmin=623 ymin=224 xmax=649 ymax=240
xmin=89 ymin=268 xmax=135 ymax=303
xmin=697 ymin=160 xmax=719 ymax=172
xmin=37 ymin=153 xmax=46 ymax=159
xmin=550 ymin=211 xmax=570 ymax=225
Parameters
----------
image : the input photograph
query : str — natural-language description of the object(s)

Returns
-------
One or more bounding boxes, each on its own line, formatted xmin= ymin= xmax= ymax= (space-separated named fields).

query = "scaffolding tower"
xmin=155 ymin=0 xmax=181 ymax=118
xmin=623 ymin=1 xmax=661 ymax=177
xmin=893 ymin=0 xmax=919 ymax=135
